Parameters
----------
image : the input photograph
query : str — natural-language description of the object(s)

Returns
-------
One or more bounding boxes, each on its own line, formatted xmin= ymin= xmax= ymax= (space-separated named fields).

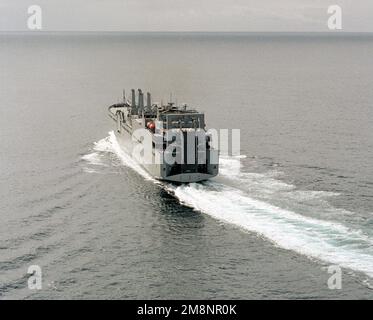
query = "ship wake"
xmin=83 ymin=132 xmax=373 ymax=279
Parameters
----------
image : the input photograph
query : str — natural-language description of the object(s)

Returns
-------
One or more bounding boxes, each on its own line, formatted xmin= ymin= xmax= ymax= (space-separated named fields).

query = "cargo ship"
xmin=108 ymin=89 xmax=219 ymax=183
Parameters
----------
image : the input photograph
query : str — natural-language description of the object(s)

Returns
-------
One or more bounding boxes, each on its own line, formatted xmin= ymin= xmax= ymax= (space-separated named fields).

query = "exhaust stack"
xmin=138 ymin=89 xmax=144 ymax=114
xmin=147 ymin=92 xmax=151 ymax=110
xmin=131 ymin=89 xmax=137 ymax=114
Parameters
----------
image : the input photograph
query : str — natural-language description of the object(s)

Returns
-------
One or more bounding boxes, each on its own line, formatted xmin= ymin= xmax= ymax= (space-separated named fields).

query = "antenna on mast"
xmin=123 ymin=89 xmax=126 ymax=102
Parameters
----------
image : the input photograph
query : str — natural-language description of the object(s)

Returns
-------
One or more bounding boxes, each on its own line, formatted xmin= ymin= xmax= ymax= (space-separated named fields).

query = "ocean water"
xmin=0 ymin=32 xmax=372 ymax=299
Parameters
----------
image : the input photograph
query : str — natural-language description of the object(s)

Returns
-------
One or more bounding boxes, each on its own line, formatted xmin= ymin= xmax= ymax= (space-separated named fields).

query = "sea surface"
xmin=0 ymin=32 xmax=372 ymax=299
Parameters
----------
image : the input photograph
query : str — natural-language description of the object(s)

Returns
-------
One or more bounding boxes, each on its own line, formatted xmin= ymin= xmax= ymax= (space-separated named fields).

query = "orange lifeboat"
xmin=147 ymin=121 xmax=155 ymax=131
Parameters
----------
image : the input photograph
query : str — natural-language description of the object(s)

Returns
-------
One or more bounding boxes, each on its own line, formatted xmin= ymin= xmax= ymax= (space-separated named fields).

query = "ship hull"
xmin=113 ymin=127 xmax=218 ymax=183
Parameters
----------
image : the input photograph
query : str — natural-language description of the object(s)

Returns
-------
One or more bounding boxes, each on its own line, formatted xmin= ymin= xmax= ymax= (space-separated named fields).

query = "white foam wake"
xmin=92 ymin=132 xmax=156 ymax=181
xmin=89 ymin=132 xmax=373 ymax=278
xmin=81 ymin=152 xmax=107 ymax=166
xmin=173 ymin=182 xmax=373 ymax=278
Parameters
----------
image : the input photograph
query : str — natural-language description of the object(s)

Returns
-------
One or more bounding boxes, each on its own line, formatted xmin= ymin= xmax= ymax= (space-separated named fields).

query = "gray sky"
xmin=1 ymin=0 xmax=372 ymax=32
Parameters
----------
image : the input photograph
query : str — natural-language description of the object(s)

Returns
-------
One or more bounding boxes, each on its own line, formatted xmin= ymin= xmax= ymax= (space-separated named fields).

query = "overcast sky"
xmin=1 ymin=0 xmax=372 ymax=32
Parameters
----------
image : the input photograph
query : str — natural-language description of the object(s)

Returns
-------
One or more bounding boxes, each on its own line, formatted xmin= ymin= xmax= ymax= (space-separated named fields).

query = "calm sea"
xmin=0 ymin=32 xmax=372 ymax=299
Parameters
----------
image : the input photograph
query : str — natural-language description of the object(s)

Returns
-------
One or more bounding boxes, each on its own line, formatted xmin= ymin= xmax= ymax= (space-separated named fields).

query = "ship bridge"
xmin=158 ymin=110 xmax=205 ymax=130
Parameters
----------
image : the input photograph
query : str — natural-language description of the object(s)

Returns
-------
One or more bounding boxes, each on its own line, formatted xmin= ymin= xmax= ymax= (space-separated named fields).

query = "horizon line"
xmin=1 ymin=30 xmax=373 ymax=35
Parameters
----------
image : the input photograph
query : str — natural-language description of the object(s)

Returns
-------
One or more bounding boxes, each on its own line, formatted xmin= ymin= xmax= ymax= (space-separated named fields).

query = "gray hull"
xmin=114 ymin=128 xmax=219 ymax=183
